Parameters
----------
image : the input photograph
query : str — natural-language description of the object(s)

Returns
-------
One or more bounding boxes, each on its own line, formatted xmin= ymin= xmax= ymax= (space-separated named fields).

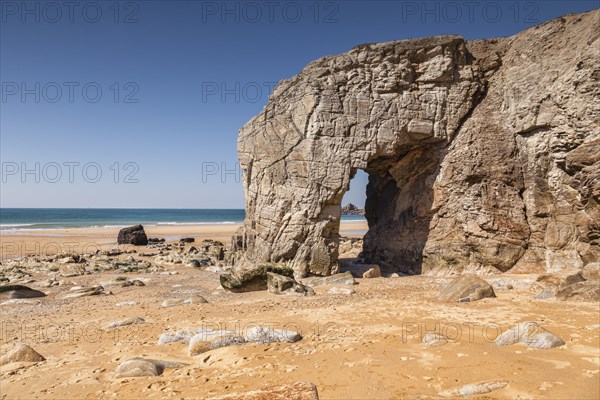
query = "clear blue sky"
xmin=1 ymin=0 xmax=597 ymax=208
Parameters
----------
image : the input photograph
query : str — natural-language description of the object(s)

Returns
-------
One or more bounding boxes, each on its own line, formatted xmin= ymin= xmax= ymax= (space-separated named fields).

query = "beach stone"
xmin=494 ymin=322 xmax=565 ymax=349
xmin=115 ymin=301 xmax=137 ymax=307
xmin=114 ymin=359 xmax=159 ymax=378
xmin=327 ymin=286 xmax=355 ymax=295
xmin=439 ymin=380 xmax=508 ymax=397
xmin=437 ymin=274 xmax=496 ymax=302
xmin=0 ymin=299 xmax=42 ymax=306
xmin=63 ymin=285 xmax=106 ymax=298
xmin=555 ymin=281 xmax=600 ymax=302
xmin=117 ymin=225 xmax=148 ymax=246
xmin=582 ymin=263 xmax=600 ymax=281
xmin=158 ymin=328 xmax=231 ymax=345
xmin=210 ymin=335 xmax=246 ymax=350
xmin=244 ymin=327 xmax=302 ymax=344
xmin=362 ymin=265 xmax=381 ymax=278
xmin=161 ymin=294 xmax=208 ymax=307
xmin=113 ymin=357 xmax=188 ymax=378
xmin=229 ymin=10 xmax=600 ymax=278
xmin=180 ymin=237 xmax=195 ymax=244
xmin=422 ymin=332 xmax=449 ymax=347
xmin=0 ymin=285 xmax=46 ymax=300
xmin=220 ymin=263 xmax=295 ymax=293
xmin=59 ymin=263 xmax=86 ymax=277
xmin=302 ymin=272 xmax=355 ymax=287
xmin=212 ymin=381 xmax=319 ymax=400
xmin=530 ymin=270 xmax=585 ymax=295
xmin=107 ymin=317 xmax=145 ymax=329
xmin=188 ymin=330 xmax=238 ymax=355
xmin=0 ymin=343 xmax=45 ymax=366
xmin=267 ymin=272 xmax=314 ymax=296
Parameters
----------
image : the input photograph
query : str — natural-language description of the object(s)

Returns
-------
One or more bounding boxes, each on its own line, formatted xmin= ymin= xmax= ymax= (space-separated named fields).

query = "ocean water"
xmin=0 ymin=208 xmax=366 ymax=231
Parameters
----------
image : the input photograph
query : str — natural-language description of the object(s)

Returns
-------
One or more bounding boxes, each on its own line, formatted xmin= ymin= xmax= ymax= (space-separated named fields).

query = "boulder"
xmin=212 ymin=381 xmax=319 ymax=400
xmin=555 ymin=282 xmax=600 ymax=302
xmin=117 ymin=225 xmax=148 ymax=246
xmin=0 ymin=285 xmax=45 ymax=300
xmin=220 ymin=264 xmax=295 ymax=293
xmin=0 ymin=343 xmax=45 ymax=366
xmin=437 ymin=274 xmax=496 ymax=302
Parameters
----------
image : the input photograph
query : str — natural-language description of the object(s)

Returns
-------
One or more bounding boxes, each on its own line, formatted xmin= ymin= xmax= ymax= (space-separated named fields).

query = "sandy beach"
xmin=1 ymin=255 xmax=598 ymax=399
xmin=0 ymin=221 xmax=368 ymax=261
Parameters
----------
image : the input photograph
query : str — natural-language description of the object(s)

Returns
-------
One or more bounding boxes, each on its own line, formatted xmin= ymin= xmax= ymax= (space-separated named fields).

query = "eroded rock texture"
xmin=232 ymin=10 xmax=599 ymax=278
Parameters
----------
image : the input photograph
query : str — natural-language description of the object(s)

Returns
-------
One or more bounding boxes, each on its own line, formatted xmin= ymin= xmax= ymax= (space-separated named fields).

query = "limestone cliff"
xmin=231 ymin=10 xmax=599 ymax=279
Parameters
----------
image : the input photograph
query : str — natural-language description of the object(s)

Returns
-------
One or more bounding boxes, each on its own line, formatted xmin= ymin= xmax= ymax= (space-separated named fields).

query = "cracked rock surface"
xmin=232 ymin=10 xmax=599 ymax=278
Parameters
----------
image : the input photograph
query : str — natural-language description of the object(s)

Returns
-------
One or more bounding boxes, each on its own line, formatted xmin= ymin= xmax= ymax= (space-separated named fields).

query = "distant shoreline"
xmin=0 ymin=220 xmax=368 ymax=260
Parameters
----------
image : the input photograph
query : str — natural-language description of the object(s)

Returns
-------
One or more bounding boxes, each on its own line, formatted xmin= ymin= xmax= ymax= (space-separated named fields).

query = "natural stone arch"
xmin=234 ymin=36 xmax=481 ymax=278
xmin=230 ymin=11 xmax=600 ymax=280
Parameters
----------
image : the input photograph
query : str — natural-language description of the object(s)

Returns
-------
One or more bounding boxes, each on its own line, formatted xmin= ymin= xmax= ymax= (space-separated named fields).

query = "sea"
xmin=0 ymin=208 xmax=366 ymax=233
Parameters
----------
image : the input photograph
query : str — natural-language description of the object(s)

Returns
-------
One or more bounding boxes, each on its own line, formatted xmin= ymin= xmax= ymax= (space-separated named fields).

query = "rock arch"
xmin=231 ymin=11 xmax=599 ymax=279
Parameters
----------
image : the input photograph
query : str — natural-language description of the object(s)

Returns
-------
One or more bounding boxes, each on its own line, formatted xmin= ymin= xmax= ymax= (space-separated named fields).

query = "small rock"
xmin=267 ymin=272 xmax=314 ymax=296
xmin=107 ymin=317 xmax=145 ymax=329
xmin=494 ymin=322 xmax=565 ymax=349
xmin=179 ymin=237 xmax=195 ymax=244
xmin=244 ymin=327 xmax=302 ymax=344
xmin=437 ymin=274 xmax=496 ymax=302
xmin=188 ymin=330 xmax=238 ymax=355
xmin=302 ymin=271 xmax=355 ymax=287
xmin=115 ymin=301 xmax=137 ymax=307
xmin=113 ymin=357 xmax=187 ymax=378
xmin=0 ymin=299 xmax=42 ymax=306
xmin=62 ymin=286 xmax=106 ymax=298
xmin=210 ymin=335 xmax=246 ymax=350
xmin=327 ymin=286 xmax=355 ymax=295
xmin=0 ymin=343 xmax=45 ymax=366
xmin=211 ymin=381 xmax=319 ymax=400
xmin=439 ymin=380 xmax=508 ymax=397
xmin=114 ymin=359 xmax=159 ymax=378
xmin=158 ymin=328 xmax=223 ymax=345
xmin=362 ymin=265 xmax=381 ymax=278
xmin=59 ymin=263 xmax=86 ymax=277
xmin=422 ymin=332 xmax=448 ymax=347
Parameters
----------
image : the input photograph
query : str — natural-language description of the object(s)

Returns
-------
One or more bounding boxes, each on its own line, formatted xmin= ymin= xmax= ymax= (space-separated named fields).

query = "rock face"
xmin=232 ymin=10 xmax=600 ymax=278
xmin=341 ymin=203 xmax=364 ymax=215
xmin=117 ymin=225 xmax=148 ymax=246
